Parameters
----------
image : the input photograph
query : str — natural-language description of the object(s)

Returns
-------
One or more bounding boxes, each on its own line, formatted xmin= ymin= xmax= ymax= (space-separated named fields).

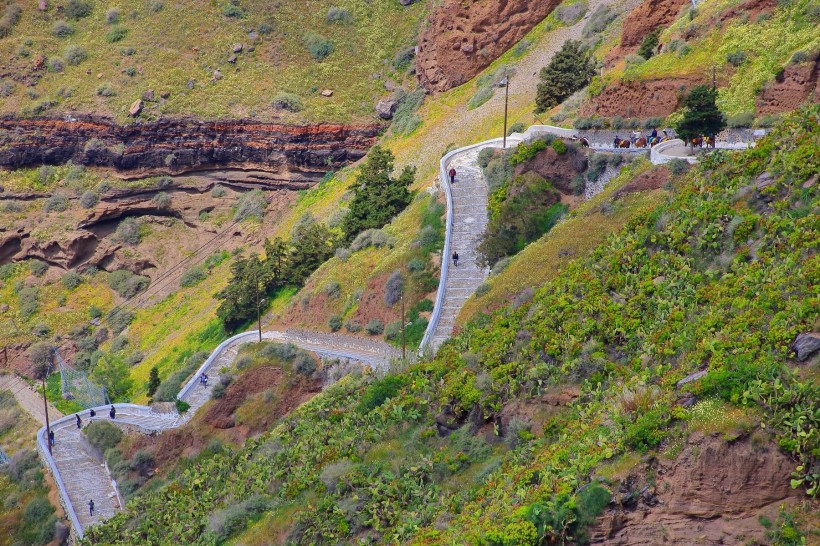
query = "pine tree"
xmin=341 ymin=146 xmax=415 ymax=242
xmin=534 ymin=40 xmax=596 ymax=114
xmin=674 ymin=85 xmax=726 ymax=146
xmin=637 ymin=29 xmax=660 ymax=60
xmin=147 ymin=367 xmax=160 ymax=398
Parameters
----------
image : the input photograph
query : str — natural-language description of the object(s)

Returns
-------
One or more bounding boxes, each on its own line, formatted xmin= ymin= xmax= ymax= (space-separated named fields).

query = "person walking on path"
xmin=76 ymin=414 xmax=81 ymax=429
xmin=48 ymin=429 xmax=55 ymax=448
xmin=449 ymin=167 xmax=456 ymax=185
xmin=88 ymin=499 xmax=94 ymax=517
xmin=89 ymin=408 xmax=95 ymax=423
xmin=109 ymin=405 xmax=116 ymax=420
xmin=452 ymin=251 xmax=459 ymax=267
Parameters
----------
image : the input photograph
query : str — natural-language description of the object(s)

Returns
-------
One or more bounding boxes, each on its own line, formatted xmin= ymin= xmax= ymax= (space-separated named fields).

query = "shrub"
xmin=180 ymin=266 xmax=207 ymax=288
xmin=393 ymin=46 xmax=415 ymax=71
xmin=637 ymin=29 xmax=660 ymax=59
xmin=211 ymin=185 xmax=226 ymax=197
xmin=272 ymin=92 xmax=303 ymax=112
xmin=114 ymin=218 xmax=141 ymax=245
xmin=322 ymin=281 xmax=341 ymax=299
xmin=507 ymin=122 xmax=526 ymax=135
xmin=667 ymin=158 xmax=690 ymax=176
xmin=110 ymin=335 xmax=129 ymax=352
xmin=109 ymin=270 xmax=150 ymax=299
xmin=535 ymin=40 xmax=595 ymax=114
xmin=625 ymin=53 xmax=646 ymax=67
xmin=260 ymin=343 xmax=297 ymax=361
xmin=790 ymin=49 xmax=810 ymax=64
xmin=384 ymin=270 xmax=404 ymax=307
xmin=557 ymin=1 xmax=588 ymax=24
xmin=64 ymin=45 xmax=87 ymax=66
xmin=512 ymin=38 xmax=531 ymax=58
xmin=328 ymin=315 xmax=342 ymax=332
xmin=623 ymin=408 xmax=670 ymax=452
xmin=66 ymin=0 xmax=92 ymax=20
xmin=326 ymin=7 xmax=352 ymax=23
xmin=124 ymin=351 xmax=143 ymax=366
xmin=106 ymin=27 xmax=128 ymax=43
xmin=52 ymin=21 xmax=75 ymax=37
xmin=727 ymin=111 xmax=755 ymax=128
xmin=0 ymin=79 xmax=14 ymax=97
xmin=551 ymin=139 xmax=568 ymax=154
xmin=62 ymin=271 xmax=83 ymax=289
xmin=80 ymin=190 xmax=98 ymax=208
xmin=582 ymin=5 xmax=617 ymax=38
xmin=365 ymin=319 xmax=384 ymax=335
xmin=207 ymin=495 xmax=267 ymax=542
xmin=29 ymin=260 xmax=48 ymax=277
xmin=643 ymin=116 xmax=663 ymax=129
xmin=44 ymin=193 xmax=69 ymax=212
xmin=106 ymin=8 xmax=120 ymax=24
xmin=89 ymin=305 xmax=102 ymax=319
xmin=175 ymin=399 xmax=190 ymax=413
xmin=344 ymin=320 xmax=362 ymax=333
xmin=258 ymin=22 xmax=273 ymax=35
xmin=86 ymin=421 xmax=123 ymax=452
xmin=152 ymin=192 xmax=171 ymax=208
xmin=349 ymin=229 xmax=393 ymax=251
xmin=97 ymin=84 xmax=116 ymax=97
xmin=477 ymin=148 xmax=496 ymax=169
xmin=467 ymin=85 xmax=494 ymax=110
xmin=357 ymin=375 xmax=409 ymax=414
xmin=334 ymin=247 xmax=351 ymax=262
xmin=726 ymin=50 xmax=747 ymax=67
xmin=385 ymin=320 xmax=401 ymax=340
xmin=223 ymin=4 xmax=245 ymax=17
xmin=483 ymin=154 xmax=513 ymax=192
xmin=391 ymin=89 xmax=424 ymax=135
xmin=150 ymin=0 xmax=164 ymax=12
xmin=303 ymin=32 xmax=334 ymax=61
xmin=234 ymin=189 xmax=267 ymax=221
xmin=294 ymin=352 xmax=317 ymax=376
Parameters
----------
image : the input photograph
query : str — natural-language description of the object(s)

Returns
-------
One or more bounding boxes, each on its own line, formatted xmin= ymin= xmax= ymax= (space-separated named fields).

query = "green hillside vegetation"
xmin=82 ymin=107 xmax=819 ymax=545
xmin=0 ymin=0 xmax=424 ymax=122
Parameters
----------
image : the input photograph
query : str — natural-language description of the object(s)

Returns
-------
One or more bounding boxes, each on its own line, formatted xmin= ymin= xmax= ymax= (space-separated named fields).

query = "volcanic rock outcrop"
xmin=416 ymin=0 xmax=561 ymax=93
xmin=0 ymin=117 xmax=382 ymax=180
xmin=757 ymin=57 xmax=820 ymax=115
xmin=620 ymin=0 xmax=691 ymax=50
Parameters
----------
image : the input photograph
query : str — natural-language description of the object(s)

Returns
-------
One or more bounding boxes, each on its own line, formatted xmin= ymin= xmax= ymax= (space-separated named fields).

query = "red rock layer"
xmin=416 ymin=0 xmax=561 ymax=93
xmin=757 ymin=58 xmax=820 ymax=115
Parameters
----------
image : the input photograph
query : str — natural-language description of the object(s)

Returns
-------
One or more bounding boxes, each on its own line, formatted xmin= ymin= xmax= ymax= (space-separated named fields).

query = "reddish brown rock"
xmin=0 ymin=116 xmax=383 ymax=179
xmin=416 ymin=0 xmax=561 ymax=93
xmin=757 ymin=57 xmax=820 ymax=115
xmin=578 ymin=75 xmax=706 ymax=118
xmin=620 ymin=0 xmax=691 ymax=49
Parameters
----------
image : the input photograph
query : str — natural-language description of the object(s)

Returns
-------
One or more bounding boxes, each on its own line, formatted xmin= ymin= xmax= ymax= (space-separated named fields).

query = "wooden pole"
xmin=401 ymin=292 xmax=406 ymax=361
xmin=42 ymin=376 xmax=51 ymax=455
xmin=502 ymin=77 xmax=509 ymax=149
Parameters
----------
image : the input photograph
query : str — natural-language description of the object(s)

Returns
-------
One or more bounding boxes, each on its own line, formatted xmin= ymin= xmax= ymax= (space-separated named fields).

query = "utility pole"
xmin=712 ymin=65 xmax=716 ymax=89
xmin=501 ymin=75 xmax=510 ymax=149
xmin=254 ymin=268 xmax=262 ymax=342
xmin=42 ymin=353 xmax=52 ymax=455
xmin=400 ymin=292 xmax=406 ymax=361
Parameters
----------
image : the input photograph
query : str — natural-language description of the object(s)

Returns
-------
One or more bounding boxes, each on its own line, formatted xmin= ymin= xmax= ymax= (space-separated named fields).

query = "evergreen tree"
xmin=534 ymin=40 xmax=596 ymax=114
xmin=341 ymin=146 xmax=415 ymax=242
xmin=674 ymin=85 xmax=726 ymax=146
xmin=637 ymin=29 xmax=660 ymax=60
xmin=147 ymin=367 xmax=160 ymax=398
xmin=215 ymin=254 xmax=266 ymax=329
xmin=287 ymin=221 xmax=338 ymax=284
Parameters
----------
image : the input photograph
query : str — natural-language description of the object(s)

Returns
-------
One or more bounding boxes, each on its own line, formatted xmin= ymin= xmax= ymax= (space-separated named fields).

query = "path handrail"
xmin=177 ymin=331 xmax=258 ymax=400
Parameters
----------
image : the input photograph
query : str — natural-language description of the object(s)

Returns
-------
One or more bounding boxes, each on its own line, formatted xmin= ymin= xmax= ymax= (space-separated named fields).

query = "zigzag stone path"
xmin=37 ymin=330 xmax=399 ymax=539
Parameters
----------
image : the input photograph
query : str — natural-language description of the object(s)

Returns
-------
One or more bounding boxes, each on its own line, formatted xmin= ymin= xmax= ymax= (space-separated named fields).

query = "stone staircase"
xmin=427 ymin=146 xmax=494 ymax=351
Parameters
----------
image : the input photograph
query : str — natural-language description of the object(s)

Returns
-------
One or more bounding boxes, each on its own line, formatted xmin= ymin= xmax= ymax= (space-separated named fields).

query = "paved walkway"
xmin=37 ymin=329 xmax=397 ymax=539
xmin=0 ymin=373 xmax=63 ymax=426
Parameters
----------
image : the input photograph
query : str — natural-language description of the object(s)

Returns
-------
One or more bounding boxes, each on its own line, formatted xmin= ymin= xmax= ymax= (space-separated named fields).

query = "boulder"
xmin=320 ymin=89 xmax=333 ymax=97
xmin=375 ymin=94 xmax=400 ymax=120
xmin=399 ymin=0 xmax=418 ymax=5
xmin=228 ymin=54 xmax=237 ymax=64
xmin=142 ymin=89 xmax=155 ymax=101
xmin=129 ymin=99 xmax=143 ymax=117
xmin=38 ymin=0 xmax=47 ymax=11
xmin=792 ymin=333 xmax=820 ymax=361
xmin=213 ymin=69 xmax=222 ymax=81
xmin=186 ymin=78 xmax=195 ymax=89
xmin=232 ymin=43 xmax=243 ymax=53
xmin=160 ymin=91 xmax=171 ymax=99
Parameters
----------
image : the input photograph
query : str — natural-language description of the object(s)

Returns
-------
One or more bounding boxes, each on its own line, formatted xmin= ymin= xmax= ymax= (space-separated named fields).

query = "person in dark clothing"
xmin=48 ymin=429 xmax=55 ymax=447
xmin=448 ymin=167 xmax=456 ymax=184
xmin=89 ymin=408 xmax=96 ymax=420
xmin=109 ymin=405 xmax=116 ymax=419
xmin=452 ymin=251 xmax=459 ymax=266
xmin=89 ymin=499 xmax=94 ymax=516
xmin=203 ymin=373 xmax=208 ymax=386
xmin=76 ymin=414 xmax=81 ymax=429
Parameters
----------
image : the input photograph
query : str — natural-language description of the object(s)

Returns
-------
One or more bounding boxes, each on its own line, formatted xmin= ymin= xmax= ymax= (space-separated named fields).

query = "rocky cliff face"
xmin=0 ymin=117 xmax=382 ymax=180
xmin=757 ymin=57 xmax=820 ymax=115
xmin=416 ymin=0 xmax=561 ymax=93
xmin=619 ymin=0 xmax=690 ymax=50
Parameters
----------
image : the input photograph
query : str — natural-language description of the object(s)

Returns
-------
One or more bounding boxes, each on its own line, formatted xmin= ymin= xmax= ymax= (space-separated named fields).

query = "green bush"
xmin=52 ymin=20 xmax=74 ymax=37
xmin=152 ymin=192 xmax=171 ymax=208
xmin=86 ymin=421 xmax=124 ymax=452
xmin=176 ymin=399 xmax=191 ymax=413
xmin=467 ymin=85 xmax=494 ymax=110
xmin=303 ymin=32 xmax=334 ymax=61
xmin=727 ymin=111 xmax=755 ymax=128
xmin=234 ymin=189 xmax=267 ymax=221
xmin=344 ymin=320 xmax=362 ymax=333
xmin=62 ymin=271 xmax=83 ymax=290
xmin=623 ymin=408 xmax=669 ymax=452
xmin=106 ymin=8 xmax=120 ymax=24
xmin=180 ymin=266 xmax=208 ymax=288
xmin=96 ymin=83 xmax=116 ymax=97
xmin=106 ymin=27 xmax=128 ymax=43
xmin=556 ymin=1 xmax=588 ymax=24
xmin=551 ymin=139 xmax=568 ymax=155
xmin=79 ymin=190 xmax=98 ymax=208
xmin=726 ymin=49 xmax=747 ymax=66
xmin=272 ymin=92 xmax=303 ymax=112
xmin=44 ymin=193 xmax=69 ymax=212
xmin=393 ymin=46 xmax=415 ymax=71
xmin=535 ymin=40 xmax=595 ymax=114
xmin=328 ymin=315 xmax=343 ymax=332
xmin=29 ymin=259 xmax=48 ymax=277
xmin=113 ymin=218 xmax=140 ymax=245
xmin=222 ymin=4 xmax=245 ymax=17
xmin=294 ymin=353 xmax=317 ymax=376
xmin=108 ymin=269 xmax=150 ymax=299
xmin=211 ymin=185 xmax=226 ymax=198
xmin=357 ymin=375 xmax=409 ymax=414
xmin=637 ymin=29 xmax=660 ymax=59
xmin=510 ymin=140 xmax=547 ymax=165
xmin=667 ymin=158 xmax=690 ymax=175
xmin=392 ymin=89 xmax=425 ymax=135
xmin=507 ymin=122 xmax=526 ymax=135
xmin=66 ymin=0 xmax=92 ymax=20
xmin=107 ymin=308 xmax=136 ymax=334
xmin=326 ymin=7 xmax=352 ymax=23
xmin=365 ymin=319 xmax=384 ymax=335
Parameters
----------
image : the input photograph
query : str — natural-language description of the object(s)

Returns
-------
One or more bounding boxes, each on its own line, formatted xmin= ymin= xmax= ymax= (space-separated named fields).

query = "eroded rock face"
xmin=416 ymin=0 xmax=561 ymax=93
xmin=757 ymin=58 xmax=820 ymax=115
xmin=578 ymin=76 xmax=705 ymax=118
xmin=620 ymin=0 xmax=691 ymax=49
xmin=590 ymin=433 xmax=805 ymax=545
xmin=0 ymin=117 xmax=382 ymax=179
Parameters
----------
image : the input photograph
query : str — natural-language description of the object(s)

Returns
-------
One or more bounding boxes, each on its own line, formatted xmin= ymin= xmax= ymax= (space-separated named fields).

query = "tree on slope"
xmin=341 ymin=146 xmax=415 ymax=242
xmin=535 ymin=40 xmax=597 ymax=114
xmin=674 ymin=85 xmax=726 ymax=146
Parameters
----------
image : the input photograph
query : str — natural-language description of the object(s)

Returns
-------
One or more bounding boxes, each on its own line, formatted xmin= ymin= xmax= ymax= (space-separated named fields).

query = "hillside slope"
xmin=82 ymin=107 xmax=819 ymax=545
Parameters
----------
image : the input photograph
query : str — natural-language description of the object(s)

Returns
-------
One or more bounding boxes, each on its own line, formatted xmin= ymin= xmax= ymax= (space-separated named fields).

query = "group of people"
xmin=613 ymin=128 xmax=671 ymax=149
xmin=72 ymin=405 xmax=117 ymax=432
xmin=199 ymin=372 xmax=209 ymax=386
